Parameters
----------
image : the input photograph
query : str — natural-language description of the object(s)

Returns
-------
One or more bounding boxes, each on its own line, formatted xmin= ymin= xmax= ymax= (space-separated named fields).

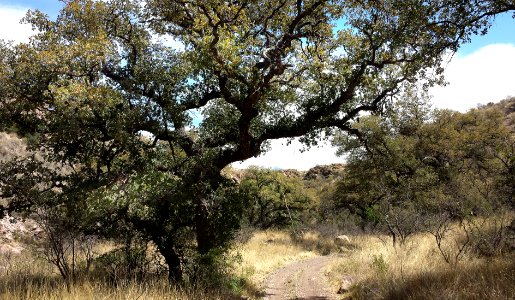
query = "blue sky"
xmin=459 ymin=12 xmax=515 ymax=55
xmin=1 ymin=1 xmax=514 ymax=169
xmin=0 ymin=0 xmax=62 ymax=17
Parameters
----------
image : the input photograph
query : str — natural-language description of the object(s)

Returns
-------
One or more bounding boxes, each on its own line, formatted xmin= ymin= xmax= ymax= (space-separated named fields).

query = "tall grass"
xmin=325 ymin=232 xmax=515 ymax=300
xmin=1 ymin=278 xmax=233 ymax=300
xmin=231 ymin=229 xmax=336 ymax=298
xmin=1 ymin=227 xmax=513 ymax=299
xmin=0 ymin=245 xmax=235 ymax=300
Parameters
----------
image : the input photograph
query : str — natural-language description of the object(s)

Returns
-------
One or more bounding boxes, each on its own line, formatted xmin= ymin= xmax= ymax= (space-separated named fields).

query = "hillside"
xmin=481 ymin=96 xmax=515 ymax=132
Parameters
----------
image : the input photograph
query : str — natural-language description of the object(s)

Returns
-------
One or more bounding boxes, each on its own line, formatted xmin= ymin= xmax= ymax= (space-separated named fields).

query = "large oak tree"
xmin=1 ymin=0 xmax=514 ymax=281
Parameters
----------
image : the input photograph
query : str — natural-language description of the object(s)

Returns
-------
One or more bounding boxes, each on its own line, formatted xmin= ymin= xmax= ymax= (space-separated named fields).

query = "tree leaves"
xmin=332 ymin=93 xmax=514 ymax=229
xmin=1 ymin=0 xmax=514 ymax=280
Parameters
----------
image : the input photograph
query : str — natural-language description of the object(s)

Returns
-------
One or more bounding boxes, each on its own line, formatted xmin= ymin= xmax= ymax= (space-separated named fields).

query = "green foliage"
xmin=371 ymin=254 xmax=389 ymax=277
xmin=331 ymin=92 xmax=514 ymax=244
xmin=1 ymin=0 xmax=514 ymax=282
xmin=239 ymin=167 xmax=315 ymax=229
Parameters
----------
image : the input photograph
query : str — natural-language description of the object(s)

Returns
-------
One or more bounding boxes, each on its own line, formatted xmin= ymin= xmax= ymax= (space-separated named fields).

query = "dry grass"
xmin=0 ymin=245 xmax=234 ymax=300
xmin=231 ymin=229 xmax=336 ymax=298
xmin=325 ymin=232 xmax=515 ymax=300
xmin=0 ymin=229 xmax=328 ymax=300
xmin=235 ymin=230 xmax=330 ymax=287
xmin=1 ymin=276 xmax=208 ymax=300
xmin=0 ymin=278 xmax=232 ymax=300
xmin=2 ymin=227 xmax=513 ymax=299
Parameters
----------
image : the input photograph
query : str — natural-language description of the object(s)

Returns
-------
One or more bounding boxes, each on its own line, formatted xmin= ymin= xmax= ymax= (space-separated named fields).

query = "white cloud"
xmin=0 ymin=5 xmax=34 ymax=43
xmin=430 ymin=44 xmax=515 ymax=112
xmin=233 ymin=138 xmax=342 ymax=171
xmin=235 ymin=43 xmax=515 ymax=170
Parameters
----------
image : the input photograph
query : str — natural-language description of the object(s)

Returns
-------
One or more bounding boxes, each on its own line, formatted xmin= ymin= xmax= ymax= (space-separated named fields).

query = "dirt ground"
xmin=263 ymin=255 xmax=337 ymax=300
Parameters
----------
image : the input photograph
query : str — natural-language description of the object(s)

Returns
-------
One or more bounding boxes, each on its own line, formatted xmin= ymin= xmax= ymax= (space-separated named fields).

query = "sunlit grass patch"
xmin=325 ymin=232 xmax=515 ymax=300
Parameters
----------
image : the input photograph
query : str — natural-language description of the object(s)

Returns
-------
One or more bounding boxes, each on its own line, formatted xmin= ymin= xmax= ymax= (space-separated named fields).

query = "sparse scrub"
xmin=30 ymin=211 xmax=99 ymax=284
xmin=425 ymin=214 xmax=515 ymax=265
xmin=427 ymin=216 xmax=471 ymax=265
xmin=1 ymin=223 xmax=513 ymax=299
xmin=464 ymin=215 xmax=514 ymax=257
xmin=0 ymin=241 xmax=238 ymax=300
xmin=325 ymin=230 xmax=515 ymax=300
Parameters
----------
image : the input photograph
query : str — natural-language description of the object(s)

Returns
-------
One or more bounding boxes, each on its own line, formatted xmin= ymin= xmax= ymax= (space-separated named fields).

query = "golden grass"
xmin=231 ymin=230 xmax=324 ymax=291
xmin=324 ymin=232 xmax=515 ymax=300
xmin=0 ymin=278 xmax=232 ymax=300
xmin=2 ymin=228 xmax=513 ymax=299
xmin=0 ymin=245 xmax=232 ymax=300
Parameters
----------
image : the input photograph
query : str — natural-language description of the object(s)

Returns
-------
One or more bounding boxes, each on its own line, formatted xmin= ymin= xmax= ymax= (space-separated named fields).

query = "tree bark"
xmin=193 ymin=169 xmax=225 ymax=256
xmin=195 ymin=199 xmax=215 ymax=255
xmin=156 ymin=240 xmax=183 ymax=283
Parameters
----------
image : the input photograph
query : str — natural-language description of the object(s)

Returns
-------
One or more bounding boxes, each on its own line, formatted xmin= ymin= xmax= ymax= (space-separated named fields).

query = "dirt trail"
xmin=263 ymin=255 xmax=337 ymax=300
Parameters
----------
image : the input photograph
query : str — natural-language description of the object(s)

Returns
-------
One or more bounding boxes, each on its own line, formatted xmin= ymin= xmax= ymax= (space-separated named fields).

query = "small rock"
xmin=334 ymin=235 xmax=351 ymax=246
xmin=337 ymin=276 xmax=355 ymax=294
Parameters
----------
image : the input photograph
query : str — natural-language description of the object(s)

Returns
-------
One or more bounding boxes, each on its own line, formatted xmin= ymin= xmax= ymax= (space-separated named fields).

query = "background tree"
xmin=239 ymin=167 xmax=315 ymax=229
xmin=331 ymin=93 xmax=514 ymax=246
xmin=1 ymin=0 xmax=514 ymax=282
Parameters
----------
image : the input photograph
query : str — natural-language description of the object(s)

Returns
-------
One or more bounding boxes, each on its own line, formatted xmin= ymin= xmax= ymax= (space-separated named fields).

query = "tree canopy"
xmin=330 ymin=95 xmax=514 ymax=244
xmin=1 ymin=0 xmax=514 ymax=282
xmin=238 ymin=167 xmax=316 ymax=229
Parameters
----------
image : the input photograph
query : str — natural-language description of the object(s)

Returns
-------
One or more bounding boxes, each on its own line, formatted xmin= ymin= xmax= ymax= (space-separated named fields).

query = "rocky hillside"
xmin=481 ymin=97 xmax=515 ymax=132
xmin=303 ymin=163 xmax=345 ymax=180
xmin=499 ymin=97 xmax=515 ymax=132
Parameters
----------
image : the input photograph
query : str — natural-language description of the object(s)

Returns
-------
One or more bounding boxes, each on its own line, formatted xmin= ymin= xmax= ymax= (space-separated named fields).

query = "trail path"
xmin=263 ymin=255 xmax=337 ymax=300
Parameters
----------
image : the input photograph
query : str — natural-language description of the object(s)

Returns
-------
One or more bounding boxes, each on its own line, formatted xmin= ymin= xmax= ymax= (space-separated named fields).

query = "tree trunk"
xmin=193 ymin=170 xmax=224 ymax=256
xmin=165 ymin=250 xmax=183 ymax=283
xmin=195 ymin=198 xmax=216 ymax=255
xmin=156 ymin=240 xmax=183 ymax=283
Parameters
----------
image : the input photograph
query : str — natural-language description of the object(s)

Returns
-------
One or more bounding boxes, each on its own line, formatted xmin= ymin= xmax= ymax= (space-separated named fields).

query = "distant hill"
xmin=303 ymin=163 xmax=345 ymax=180
xmin=226 ymin=164 xmax=345 ymax=183
xmin=480 ymin=97 xmax=515 ymax=132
